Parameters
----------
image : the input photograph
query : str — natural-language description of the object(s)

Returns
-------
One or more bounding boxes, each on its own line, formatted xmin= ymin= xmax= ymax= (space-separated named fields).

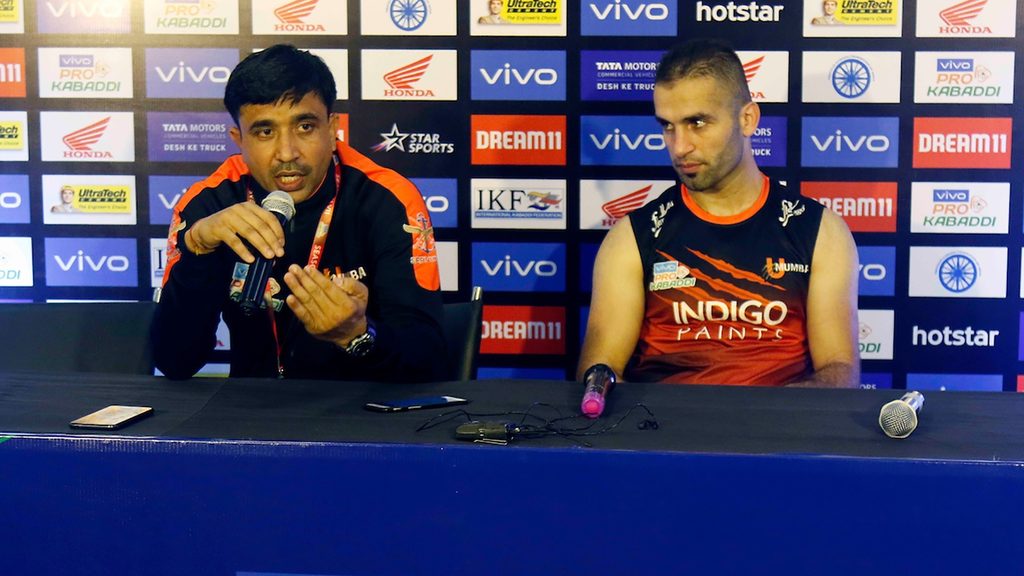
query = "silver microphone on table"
xmin=879 ymin=391 xmax=924 ymax=439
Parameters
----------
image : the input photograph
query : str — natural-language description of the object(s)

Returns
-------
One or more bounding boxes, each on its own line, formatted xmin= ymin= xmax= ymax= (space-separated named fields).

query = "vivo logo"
xmin=155 ymin=63 xmax=231 ymax=83
xmin=54 ymin=251 xmax=130 ymax=272
xmin=811 ymin=130 xmax=890 ymax=152
xmin=590 ymin=129 xmax=665 ymax=150
xmin=424 ymin=195 xmax=449 ymax=212
xmin=937 ymin=58 xmax=974 ymax=72
xmin=590 ymin=0 xmax=669 ymax=20
xmin=45 ymin=0 xmax=123 ymax=17
xmin=0 ymin=192 xmax=22 ymax=209
xmin=482 ymin=256 xmax=558 ymax=277
xmin=480 ymin=65 xmax=558 ymax=86
xmin=859 ymin=263 xmax=887 ymax=281
xmin=59 ymin=55 xmax=94 ymax=67
xmin=158 ymin=192 xmax=180 ymax=210
xmin=933 ymin=189 xmax=969 ymax=202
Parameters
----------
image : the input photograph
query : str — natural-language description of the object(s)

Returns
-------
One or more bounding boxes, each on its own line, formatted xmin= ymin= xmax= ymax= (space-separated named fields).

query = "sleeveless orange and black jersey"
xmin=152 ymin=141 xmax=444 ymax=382
xmin=625 ymin=176 xmax=823 ymax=386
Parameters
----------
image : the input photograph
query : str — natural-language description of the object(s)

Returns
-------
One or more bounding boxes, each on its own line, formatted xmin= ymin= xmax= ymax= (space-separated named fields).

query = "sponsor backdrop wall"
xmin=0 ymin=0 xmax=1022 ymax=389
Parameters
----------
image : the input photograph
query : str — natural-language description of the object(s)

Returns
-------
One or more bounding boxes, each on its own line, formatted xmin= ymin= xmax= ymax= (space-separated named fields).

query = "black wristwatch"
xmin=342 ymin=320 xmax=376 ymax=357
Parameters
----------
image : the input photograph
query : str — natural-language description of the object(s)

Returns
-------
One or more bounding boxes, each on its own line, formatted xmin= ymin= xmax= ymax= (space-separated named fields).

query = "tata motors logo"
xmin=908 ymin=246 xmax=1006 ymax=298
xmin=913 ymin=117 xmax=1011 ymax=169
xmin=144 ymin=0 xmax=240 ymax=34
xmin=858 ymin=309 xmax=894 ymax=360
xmin=695 ymin=0 xmax=783 ymax=22
xmin=0 ymin=174 xmax=29 ymax=224
xmin=802 ymin=181 xmax=897 ymax=232
xmin=581 ymin=50 xmax=659 ymax=101
xmin=480 ymin=305 xmax=566 ymax=354
xmin=473 ymin=242 xmax=565 ymax=292
xmin=0 ymin=111 xmax=28 ymax=161
xmin=910 ymin=182 xmax=1008 ymax=234
xmin=471 ymin=115 xmax=566 ymax=165
xmin=750 ymin=116 xmax=786 ymax=167
xmin=145 ymin=48 xmax=236 ymax=98
xmin=361 ymin=0 xmax=455 ymax=35
xmin=38 ymin=0 xmax=130 ymax=33
xmin=0 ymin=237 xmax=33 ymax=287
xmin=252 ymin=0 xmax=346 ymax=35
xmin=801 ymin=117 xmax=898 ymax=168
xmin=914 ymin=52 xmax=1013 ymax=104
xmin=411 ymin=178 xmax=457 ymax=228
xmin=579 ymin=179 xmax=671 ymax=229
xmin=147 ymin=111 xmax=236 ymax=162
xmin=802 ymin=52 xmax=900 ymax=103
xmin=45 ymin=237 xmax=138 ymax=287
xmin=471 ymin=178 xmax=567 ymax=230
xmin=40 ymin=111 xmax=135 ymax=162
xmin=0 ymin=48 xmax=26 ymax=98
xmin=857 ymin=246 xmax=894 ymax=296
xmin=582 ymin=0 xmax=677 ymax=36
xmin=471 ymin=50 xmax=565 ymax=101
xmin=916 ymin=0 xmax=1015 ymax=37
xmin=38 ymin=47 xmax=133 ymax=98
xmin=581 ymin=115 xmax=665 ymax=166
xmin=737 ymin=51 xmax=788 ymax=102
xmin=361 ymin=50 xmax=457 ymax=101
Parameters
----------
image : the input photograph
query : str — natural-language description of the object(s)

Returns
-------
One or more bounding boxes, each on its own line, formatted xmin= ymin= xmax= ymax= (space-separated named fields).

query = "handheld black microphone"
xmin=238 ymin=191 xmax=295 ymax=316
xmin=580 ymin=363 xmax=616 ymax=418
xmin=879 ymin=391 xmax=925 ymax=439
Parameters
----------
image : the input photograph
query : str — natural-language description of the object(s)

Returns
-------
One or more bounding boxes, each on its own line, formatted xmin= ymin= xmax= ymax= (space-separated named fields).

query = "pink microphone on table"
xmin=580 ymin=364 xmax=617 ymax=418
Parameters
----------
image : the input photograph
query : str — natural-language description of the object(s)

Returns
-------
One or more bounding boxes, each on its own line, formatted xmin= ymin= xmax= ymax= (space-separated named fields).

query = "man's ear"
xmin=229 ymin=125 xmax=242 ymax=149
xmin=739 ymin=101 xmax=761 ymax=138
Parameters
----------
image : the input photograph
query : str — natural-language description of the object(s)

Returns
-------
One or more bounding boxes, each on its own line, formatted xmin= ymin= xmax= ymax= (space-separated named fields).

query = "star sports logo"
xmin=384 ymin=55 xmax=432 ymax=90
xmin=63 ymin=117 xmax=110 ymax=151
xmin=603 ymin=184 xmax=653 ymax=219
xmin=274 ymin=0 xmax=317 ymax=22
xmin=373 ymin=123 xmax=408 ymax=152
xmin=940 ymin=0 xmax=985 ymax=25
xmin=743 ymin=55 xmax=764 ymax=82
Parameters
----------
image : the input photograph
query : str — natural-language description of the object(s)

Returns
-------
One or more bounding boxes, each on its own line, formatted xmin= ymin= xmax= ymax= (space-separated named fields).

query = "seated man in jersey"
xmin=578 ymin=39 xmax=859 ymax=387
xmin=152 ymin=45 xmax=444 ymax=382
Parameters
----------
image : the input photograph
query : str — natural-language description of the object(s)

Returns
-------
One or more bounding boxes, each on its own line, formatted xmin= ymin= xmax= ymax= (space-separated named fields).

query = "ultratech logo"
xmin=913 ymin=117 xmax=1011 ymax=169
xmin=383 ymin=55 xmax=433 ymax=97
xmin=912 ymin=325 xmax=999 ymax=347
xmin=471 ymin=115 xmax=566 ymax=165
xmin=371 ymin=123 xmax=454 ymax=154
xmin=273 ymin=0 xmax=325 ymax=31
xmin=0 ymin=48 xmax=25 ymax=98
xmin=0 ymin=121 xmax=22 ymax=150
xmin=939 ymin=0 xmax=990 ymax=33
xmin=0 ymin=0 xmax=20 ymax=23
xmin=802 ymin=181 xmax=897 ymax=233
xmin=696 ymin=0 xmax=784 ymax=22
xmin=62 ymin=117 xmax=112 ymax=159
xmin=74 ymin=186 xmax=131 ymax=212
xmin=480 ymin=305 xmax=566 ymax=355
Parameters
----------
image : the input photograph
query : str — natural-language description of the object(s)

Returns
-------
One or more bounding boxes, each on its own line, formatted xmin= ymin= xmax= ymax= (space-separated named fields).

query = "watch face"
xmin=345 ymin=325 xmax=376 ymax=357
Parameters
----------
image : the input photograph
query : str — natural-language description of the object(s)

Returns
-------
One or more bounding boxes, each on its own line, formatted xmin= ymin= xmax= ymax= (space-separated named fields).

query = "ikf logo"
xmin=252 ymin=0 xmax=348 ymax=35
xmin=471 ymin=51 xmax=565 ymax=101
xmin=913 ymin=117 xmax=1011 ymax=169
xmin=147 ymin=112 xmax=236 ymax=162
xmin=908 ymin=246 xmax=1006 ymax=298
xmin=910 ymin=182 xmax=1009 ymax=234
xmin=858 ymin=246 xmax=895 ymax=296
xmin=0 ymin=174 xmax=29 ymax=224
xmin=480 ymin=305 xmax=566 ymax=355
xmin=0 ymin=237 xmax=33 ymax=287
xmin=473 ymin=242 xmax=565 ymax=292
xmin=38 ymin=0 xmax=130 ymax=33
xmin=581 ymin=0 xmax=677 ymax=36
xmin=471 ymin=115 xmax=566 ymax=166
xmin=801 ymin=52 xmax=901 ymax=103
xmin=737 ymin=51 xmax=788 ymax=103
xmin=751 ymin=116 xmax=786 ymax=167
xmin=37 ymin=47 xmax=133 ymax=98
xmin=40 ymin=111 xmax=135 ymax=162
xmin=360 ymin=0 xmax=455 ymax=35
xmin=0 ymin=48 xmax=27 ymax=98
xmin=150 ymin=237 xmax=166 ymax=288
xmin=145 ymin=48 xmax=237 ymax=98
xmin=916 ymin=0 xmax=1015 ymax=37
xmin=801 ymin=182 xmax=897 ymax=232
xmin=411 ymin=178 xmax=457 ymax=228
xmin=579 ymin=179 xmax=672 ymax=229
xmin=580 ymin=50 xmax=660 ymax=101
xmin=361 ymin=50 xmax=457 ymax=101
xmin=581 ymin=115 xmax=665 ymax=166
xmin=801 ymin=117 xmax=899 ymax=168
xmin=858 ymin=309 xmax=894 ymax=360
xmin=0 ymin=111 xmax=28 ymax=161
xmin=149 ymin=175 xmax=198 ymax=225
xmin=144 ymin=0 xmax=240 ymax=34
xmin=45 ymin=237 xmax=137 ymax=287
xmin=471 ymin=178 xmax=567 ymax=230
xmin=914 ymin=52 xmax=1014 ymax=104
xmin=906 ymin=373 xmax=1003 ymax=392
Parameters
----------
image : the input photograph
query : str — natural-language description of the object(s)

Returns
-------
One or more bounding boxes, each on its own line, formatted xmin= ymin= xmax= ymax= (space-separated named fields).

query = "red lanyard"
xmin=245 ymin=154 xmax=342 ymax=377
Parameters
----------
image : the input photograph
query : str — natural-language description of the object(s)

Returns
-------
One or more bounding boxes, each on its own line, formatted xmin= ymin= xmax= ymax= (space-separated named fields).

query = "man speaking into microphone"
xmin=152 ymin=45 xmax=444 ymax=382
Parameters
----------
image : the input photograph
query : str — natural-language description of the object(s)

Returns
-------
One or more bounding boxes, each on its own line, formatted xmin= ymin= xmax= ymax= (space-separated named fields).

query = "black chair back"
xmin=442 ymin=287 xmax=483 ymax=381
xmin=0 ymin=301 xmax=157 ymax=375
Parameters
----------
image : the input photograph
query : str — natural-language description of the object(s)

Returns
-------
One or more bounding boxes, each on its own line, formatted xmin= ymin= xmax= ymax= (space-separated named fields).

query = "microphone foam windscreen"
xmin=879 ymin=399 xmax=918 ymax=439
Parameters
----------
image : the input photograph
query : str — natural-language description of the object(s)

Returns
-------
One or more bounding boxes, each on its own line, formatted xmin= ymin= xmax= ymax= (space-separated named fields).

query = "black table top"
xmin=2 ymin=370 xmax=1022 ymax=462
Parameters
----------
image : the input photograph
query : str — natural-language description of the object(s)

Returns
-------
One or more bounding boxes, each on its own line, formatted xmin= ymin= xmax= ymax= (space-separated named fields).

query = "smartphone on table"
xmin=69 ymin=405 xmax=154 ymax=430
xmin=364 ymin=395 xmax=468 ymax=413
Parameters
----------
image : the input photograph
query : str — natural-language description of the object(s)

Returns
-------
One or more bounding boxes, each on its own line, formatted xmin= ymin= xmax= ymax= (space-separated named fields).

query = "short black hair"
xmin=223 ymin=44 xmax=337 ymax=125
xmin=655 ymin=38 xmax=751 ymax=108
